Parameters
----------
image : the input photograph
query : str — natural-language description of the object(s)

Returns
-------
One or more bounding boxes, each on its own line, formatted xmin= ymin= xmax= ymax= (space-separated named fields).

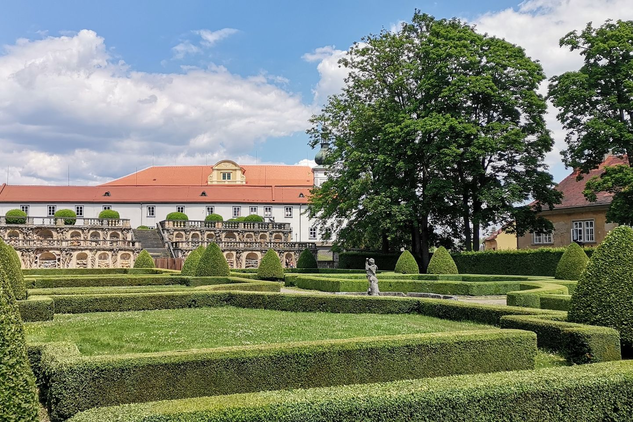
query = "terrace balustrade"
xmin=5 ymin=238 xmax=140 ymax=249
xmin=172 ymin=240 xmax=316 ymax=252
xmin=0 ymin=216 xmax=131 ymax=227
xmin=159 ymin=220 xmax=292 ymax=232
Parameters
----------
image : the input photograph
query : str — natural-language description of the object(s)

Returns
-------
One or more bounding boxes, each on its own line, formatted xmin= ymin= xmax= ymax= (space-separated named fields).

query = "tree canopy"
xmin=308 ymin=11 xmax=560 ymax=268
xmin=549 ymin=19 xmax=633 ymax=224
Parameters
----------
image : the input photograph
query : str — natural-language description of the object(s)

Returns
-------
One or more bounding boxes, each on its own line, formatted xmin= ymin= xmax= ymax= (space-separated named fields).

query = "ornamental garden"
xmin=2 ymin=226 xmax=633 ymax=421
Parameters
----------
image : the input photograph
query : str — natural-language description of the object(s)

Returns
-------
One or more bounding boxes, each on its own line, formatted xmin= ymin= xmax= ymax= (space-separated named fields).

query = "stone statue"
xmin=365 ymin=258 xmax=380 ymax=296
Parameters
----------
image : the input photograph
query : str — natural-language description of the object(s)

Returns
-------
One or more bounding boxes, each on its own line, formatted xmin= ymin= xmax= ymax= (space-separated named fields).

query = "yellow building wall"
xmin=517 ymin=207 xmax=617 ymax=249
xmin=484 ymin=231 xmax=517 ymax=251
xmin=207 ymin=160 xmax=246 ymax=185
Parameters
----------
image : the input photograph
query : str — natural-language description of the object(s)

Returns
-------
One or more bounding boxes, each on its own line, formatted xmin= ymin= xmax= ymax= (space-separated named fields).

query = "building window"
xmin=284 ymin=206 xmax=293 ymax=218
xmin=249 ymin=206 xmax=258 ymax=215
xmin=264 ymin=206 xmax=272 ymax=218
xmin=533 ymin=232 xmax=553 ymax=245
xmin=47 ymin=205 xmax=56 ymax=216
xmin=75 ymin=205 xmax=84 ymax=217
xmin=232 ymin=206 xmax=241 ymax=218
xmin=206 ymin=206 xmax=214 ymax=216
xmin=572 ymin=220 xmax=595 ymax=243
xmin=20 ymin=205 xmax=29 ymax=215
xmin=176 ymin=205 xmax=185 ymax=213
xmin=147 ymin=206 xmax=156 ymax=218
xmin=221 ymin=172 xmax=232 ymax=181
xmin=102 ymin=205 xmax=112 ymax=211
xmin=309 ymin=226 xmax=317 ymax=240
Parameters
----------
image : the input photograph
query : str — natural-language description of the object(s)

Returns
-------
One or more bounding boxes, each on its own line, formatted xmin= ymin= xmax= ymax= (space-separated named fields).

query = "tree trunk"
xmin=416 ymin=217 xmax=431 ymax=272
xmin=381 ymin=232 xmax=390 ymax=253
xmin=472 ymin=200 xmax=482 ymax=251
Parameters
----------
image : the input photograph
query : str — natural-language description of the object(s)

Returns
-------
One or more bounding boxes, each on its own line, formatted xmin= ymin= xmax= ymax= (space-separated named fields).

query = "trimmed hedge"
xmin=540 ymin=294 xmax=571 ymax=311
xmin=18 ymin=296 xmax=54 ymax=322
xmin=204 ymin=213 xmax=223 ymax=222
xmin=0 ymin=260 xmax=39 ymax=421
xmin=30 ymin=274 xmax=183 ymax=289
xmin=296 ymin=249 xmax=318 ymax=269
xmin=338 ymin=252 xmax=400 ymax=270
xmin=555 ymin=242 xmax=589 ymax=280
xmin=54 ymin=208 xmax=77 ymax=225
xmin=243 ymin=214 xmax=264 ymax=222
xmin=133 ymin=250 xmax=155 ymax=269
xmin=257 ymin=249 xmax=284 ymax=281
xmin=22 ymin=268 xmax=165 ymax=276
xmin=427 ymin=247 xmax=458 ymax=274
xmin=180 ymin=246 xmax=205 ymax=276
xmin=196 ymin=243 xmax=230 ymax=277
xmin=394 ymin=250 xmax=419 ymax=274
xmin=500 ymin=314 xmax=621 ymax=364
xmin=0 ymin=240 xmax=27 ymax=300
xmin=98 ymin=209 xmax=120 ymax=219
xmin=506 ymin=281 xmax=570 ymax=308
xmin=5 ymin=208 xmax=27 ymax=224
xmin=41 ymin=330 xmax=536 ymax=421
xmin=166 ymin=212 xmax=189 ymax=221
xmin=68 ymin=360 xmax=633 ymax=422
xmin=569 ymin=226 xmax=633 ymax=351
xmin=453 ymin=247 xmax=595 ymax=276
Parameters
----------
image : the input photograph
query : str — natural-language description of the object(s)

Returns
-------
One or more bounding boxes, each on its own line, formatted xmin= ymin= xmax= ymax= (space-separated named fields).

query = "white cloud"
xmin=171 ymin=41 xmax=202 ymax=60
xmin=0 ymin=30 xmax=312 ymax=185
xmin=196 ymin=28 xmax=239 ymax=47
xmin=294 ymin=158 xmax=317 ymax=168
xmin=303 ymin=46 xmax=348 ymax=103
xmin=171 ymin=28 xmax=238 ymax=60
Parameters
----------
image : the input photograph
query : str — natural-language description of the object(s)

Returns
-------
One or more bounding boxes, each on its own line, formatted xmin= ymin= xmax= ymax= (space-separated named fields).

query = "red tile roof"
xmin=101 ymin=165 xmax=314 ymax=187
xmin=0 ymin=184 xmax=310 ymax=204
xmin=554 ymin=155 xmax=628 ymax=209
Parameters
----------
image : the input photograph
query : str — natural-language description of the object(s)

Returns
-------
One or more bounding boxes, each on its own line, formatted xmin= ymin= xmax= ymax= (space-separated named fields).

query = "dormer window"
xmin=103 ymin=191 xmax=111 ymax=197
xmin=298 ymin=193 xmax=305 ymax=198
xmin=200 ymin=191 xmax=207 ymax=197
xmin=221 ymin=172 xmax=232 ymax=181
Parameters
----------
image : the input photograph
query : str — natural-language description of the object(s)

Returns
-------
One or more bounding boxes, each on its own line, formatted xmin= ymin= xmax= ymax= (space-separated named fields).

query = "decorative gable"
xmin=207 ymin=160 xmax=246 ymax=185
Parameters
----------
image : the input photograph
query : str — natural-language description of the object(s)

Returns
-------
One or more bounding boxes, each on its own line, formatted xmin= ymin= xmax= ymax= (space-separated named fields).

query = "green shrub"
xmin=228 ymin=216 xmax=246 ymax=222
xmin=32 ymin=275 xmax=183 ymax=289
xmin=0 ymin=265 xmax=39 ymax=421
xmin=166 ymin=212 xmax=188 ymax=221
xmin=5 ymin=209 xmax=27 ymax=224
xmin=136 ymin=225 xmax=152 ymax=230
xmin=506 ymin=281 xmax=570 ymax=309
xmin=338 ymin=252 xmax=400 ymax=270
xmin=98 ymin=209 xmax=120 ymax=219
xmin=394 ymin=250 xmax=419 ymax=274
xmin=41 ymin=330 xmax=535 ymax=421
xmin=195 ymin=243 xmax=230 ymax=277
xmin=22 ymin=268 xmax=164 ymax=276
xmin=243 ymin=214 xmax=264 ymax=222
xmin=17 ymin=296 xmax=55 ymax=322
xmin=257 ymin=249 xmax=284 ymax=280
xmin=540 ymin=294 xmax=571 ymax=311
xmin=569 ymin=226 xmax=633 ymax=350
xmin=427 ymin=247 xmax=458 ymax=274
xmin=69 ymin=360 xmax=633 ymax=422
xmin=0 ymin=240 xmax=27 ymax=300
xmin=181 ymin=246 xmax=205 ymax=276
xmin=204 ymin=214 xmax=223 ymax=222
xmin=297 ymin=249 xmax=318 ymax=269
xmin=133 ymin=250 xmax=155 ymax=269
xmin=54 ymin=208 xmax=77 ymax=225
xmin=453 ymin=247 xmax=596 ymax=276
xmin=555 ymin=242 xmax=589 ymax=280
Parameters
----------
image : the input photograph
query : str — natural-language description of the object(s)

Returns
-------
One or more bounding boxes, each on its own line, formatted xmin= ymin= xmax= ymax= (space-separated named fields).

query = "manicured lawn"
xmin=25 ymin=306 xmax=497 ymax=356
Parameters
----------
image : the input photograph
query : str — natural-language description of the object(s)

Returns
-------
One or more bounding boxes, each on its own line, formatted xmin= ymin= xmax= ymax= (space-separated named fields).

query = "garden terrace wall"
xmin=68 ymin=359 xmax=633 ymax=422
xmin=38 ymin=330 xmax=536 ymax=421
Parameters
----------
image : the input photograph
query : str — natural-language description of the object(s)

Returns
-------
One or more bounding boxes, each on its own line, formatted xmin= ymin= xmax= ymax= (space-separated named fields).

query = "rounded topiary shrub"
xmin=296 ymin=249 xmax=318 ymax=269
xmin=5 ymin=209 xmax=27 ymax=225
xmin=555 ymin=242 xmax=589 ymax=280
xmin=0 ymin=267 xmax=39 ymax=421
xmin=569 ymin=226 xmax=633 ymax=350
xmin=243 ymin=214 xmax=264 ymax=222
xmin=181 ymin=246 xmax=205 ymax=276
xmin=394 ymin=250 xmax=419 ymax=274
xmin=205 ymin=214 xmax=223 ymax=222
xmin=426 ymin=246 xmax=458 ymax=274
xmin=195 ymin=243 xmax=230 ymax=276
xmin=54 ymin=208 xmax=77 ymax=225
xmin=0 ymin=240 xmax=26 ymax=300
xmin=133 ymin=250 xmax=155 ymax=269
xmin=99 ymin=209 xmax=120 ymax=219
xmin=166 ymin=212 xmax=189 ymax=221
xmin=257 ymin=249 xmax=284 ymax=280
xmin=228 ymin=216 xmax=246 ymax=222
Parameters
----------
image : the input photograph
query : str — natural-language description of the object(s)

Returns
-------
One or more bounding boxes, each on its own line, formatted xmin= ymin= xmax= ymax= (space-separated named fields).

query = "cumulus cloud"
xmin=294 ymin=158 xmax=317 ymax=168
xmin=302 ymin=45 xmax=348 ymax=103
xmin=0 ymin=30 xmax=312 ymax=184
xmin=171 ymin=28 xmax=238 ymax=60
xmin=196 ymin=28 xmax=239 ymax=47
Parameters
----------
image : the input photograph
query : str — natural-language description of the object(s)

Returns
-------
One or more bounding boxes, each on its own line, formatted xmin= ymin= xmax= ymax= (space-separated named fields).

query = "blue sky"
xmin=0 ymin=0 xmax=631 ymax=185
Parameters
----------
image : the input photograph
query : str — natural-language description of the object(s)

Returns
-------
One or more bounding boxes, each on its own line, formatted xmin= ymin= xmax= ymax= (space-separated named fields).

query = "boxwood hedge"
xmin=133 ymin=250 xmax=155 ymax=269
xmin=17 ymin=296 xmax=54 ymax=322
xmin=0 ymin=240 xmax=27 ymax=300
xmin=40 ymin=330 xmax=536 ymax=421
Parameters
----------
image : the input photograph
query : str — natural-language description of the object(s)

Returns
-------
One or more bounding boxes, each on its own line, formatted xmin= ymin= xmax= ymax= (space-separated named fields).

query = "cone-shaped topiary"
xmin=195 ymin=243 xmax=230 ymax=276
xmin=0 ymin=240 xmax=26 ymax=300
xmin=54 ymin=208 xmax=77 ymax=225
xmin=257 ymin=249 xmax=284 ymax=280
xmin=394 ymin=250 xmax=419 ymax=274
xmin=5 ymin=209 xmax=27 ymax=224
xmin=181 ymin=246 xmax=205 ymax=276
xmin=426 ymin=246 xmax=458 ymax=274
xmin=569 ymin=226 xmax=633 ymax=350
xmin=133 ymin=250 xmax=155 ymax=269
xmin=297 ymin=249 xmax=318 ymax=269
xmin=555 ymin=242 xmax=589 ymax=280
xmin=0 ymin=267 xmax=39 ymax=421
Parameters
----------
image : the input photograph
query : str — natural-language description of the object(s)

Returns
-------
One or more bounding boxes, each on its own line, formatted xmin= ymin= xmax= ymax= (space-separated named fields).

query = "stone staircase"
xmin=132 ymin=229 xmax=171 ymax=258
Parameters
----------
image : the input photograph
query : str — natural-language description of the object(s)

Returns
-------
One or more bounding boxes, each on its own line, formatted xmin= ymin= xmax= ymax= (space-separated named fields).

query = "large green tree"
xmin=549 ymin=19 xmax=633 ymax=224
xmin=308 ymin=12 xmax=559 ymax=267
